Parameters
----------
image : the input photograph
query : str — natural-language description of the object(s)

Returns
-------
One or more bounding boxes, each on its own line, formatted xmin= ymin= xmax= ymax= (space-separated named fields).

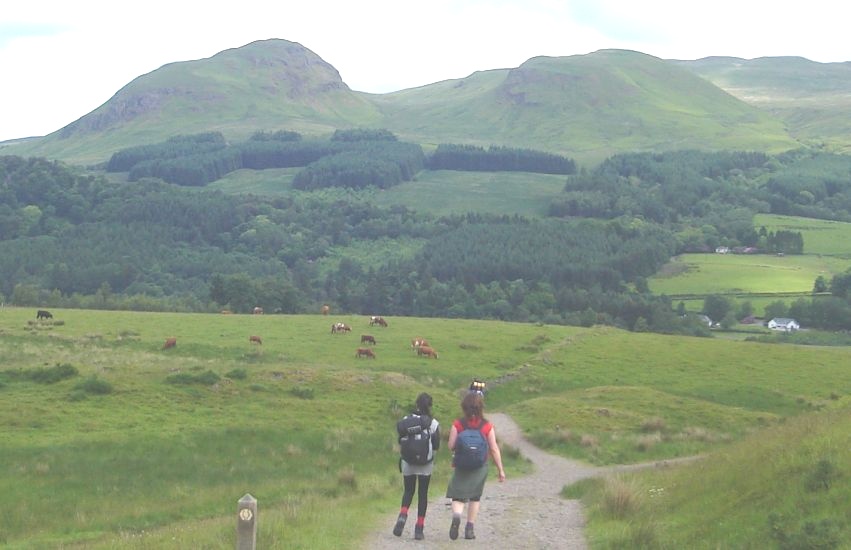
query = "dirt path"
xmin=362 ymin=412 xmax=693 ymax=549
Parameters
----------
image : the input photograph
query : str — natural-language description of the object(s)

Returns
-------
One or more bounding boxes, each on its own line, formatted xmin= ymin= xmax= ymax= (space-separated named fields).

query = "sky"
xmin=1 ymin=0 xmax=849 ymax=142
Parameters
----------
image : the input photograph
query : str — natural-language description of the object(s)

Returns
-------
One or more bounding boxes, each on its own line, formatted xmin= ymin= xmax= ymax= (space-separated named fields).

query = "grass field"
xmin=649 ymin=252 xmax=848 ymax=297
xmin=206 ymin=167 xmax=568 ymax=218
xmin=2 ymin=308 xmax=850 ymax=547
xmin=373 ymin=170 xmax=567 ymax=217
xmin=755 ymin=213 xmax=851 ymax=257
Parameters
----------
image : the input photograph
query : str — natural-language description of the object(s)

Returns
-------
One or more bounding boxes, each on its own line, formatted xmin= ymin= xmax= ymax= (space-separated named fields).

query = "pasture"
xmin=373 ymin=170 xmax=568 ymax=217
xmin=648 ymin=252 xmax=849 ymax=297
xmin=2 ymin=308 xmax=850 ymax=548
xmin=204 ymin=166 xmax=568 ymax=218
xmin=755 ymin=213 xmax=851 ymax=257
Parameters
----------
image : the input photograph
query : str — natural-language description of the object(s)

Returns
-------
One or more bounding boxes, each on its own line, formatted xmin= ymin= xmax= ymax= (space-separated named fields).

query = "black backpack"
xmin=453 ymin=418 xmax=488 ymax=470
xmin=397 ymin=413 xmax=433 ymax=465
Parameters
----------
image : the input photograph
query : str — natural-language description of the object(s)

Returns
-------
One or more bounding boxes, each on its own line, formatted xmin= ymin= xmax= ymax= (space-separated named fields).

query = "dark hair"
xmin=416 ymin=392 xmax=433 ymax=416
xmin=460 ymin=392 xmax=484 ymax=420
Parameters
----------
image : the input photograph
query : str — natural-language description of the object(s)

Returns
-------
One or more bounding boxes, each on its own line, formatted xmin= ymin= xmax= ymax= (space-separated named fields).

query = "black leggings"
xmin=401 ymin=474 xmax=431 ymax=517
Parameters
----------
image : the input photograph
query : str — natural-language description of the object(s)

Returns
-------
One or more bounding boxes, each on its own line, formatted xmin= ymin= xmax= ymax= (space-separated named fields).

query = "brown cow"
xmin=321 ymin=305 xmax=330 ymax=316
xmin=360 ymin=334 xmax=376 ymax=345
xmin=356 ymin=347 xmax=376 ymax=359
xmin=331 ymin=322 xmax=351 ymax=334
xmin=162 ymin=337 xmax=177 ymax=350
xmin=411 ymin=338 xmax=429 ymax=350
xmin=369 ymin=316 xmax=388 ymax=327
xmin=249 ymin=335 xmax=262 ymax=345
xmin=417 ymin=346 xmax=438 ymax=359
xmin=253 ymin=306 xmax=264 ymax=314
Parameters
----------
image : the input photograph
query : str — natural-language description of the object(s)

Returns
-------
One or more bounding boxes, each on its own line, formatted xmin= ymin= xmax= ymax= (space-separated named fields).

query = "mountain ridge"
xmin=8 ymin=38 xmax=850 ymax=165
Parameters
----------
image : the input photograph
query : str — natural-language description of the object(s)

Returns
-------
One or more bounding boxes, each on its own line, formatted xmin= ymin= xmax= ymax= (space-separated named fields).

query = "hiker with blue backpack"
xmin=393 ymin=392 xmax=441 ymax=540
xmin=445 ymin=390 xmax=506 ymax=540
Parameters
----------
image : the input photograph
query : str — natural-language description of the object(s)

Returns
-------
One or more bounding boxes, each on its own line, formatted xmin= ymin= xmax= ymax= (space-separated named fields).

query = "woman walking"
xmin=393 ymin=393 xmax=440 ymax=540
xmin=445 ymin=391 xmax=506 ymax=540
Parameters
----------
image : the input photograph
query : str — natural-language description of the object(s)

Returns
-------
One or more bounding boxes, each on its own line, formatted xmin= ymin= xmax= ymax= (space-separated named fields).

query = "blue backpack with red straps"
xmin=453 ymin=418 xmax=488 ymax=470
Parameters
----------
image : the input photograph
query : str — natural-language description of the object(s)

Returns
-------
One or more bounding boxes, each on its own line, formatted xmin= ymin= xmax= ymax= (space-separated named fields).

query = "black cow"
xmin=36 ymin=309 xmax=53 ymax=320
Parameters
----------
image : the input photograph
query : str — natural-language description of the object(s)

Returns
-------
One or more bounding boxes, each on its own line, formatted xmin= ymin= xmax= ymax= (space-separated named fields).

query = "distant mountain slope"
xmin=7 ymin=42 xmax=800 ymax=166
xmin=13 ymin=40 xmax=383 ymax=164
xmin=375 ymin=49 xmax=798 ymax=163
xmin=676 ymin=56 xmax=851 ymax=151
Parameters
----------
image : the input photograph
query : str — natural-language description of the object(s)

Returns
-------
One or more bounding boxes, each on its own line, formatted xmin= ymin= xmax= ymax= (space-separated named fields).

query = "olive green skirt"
xmin=445 ymin=463 xmax=488 ymax=500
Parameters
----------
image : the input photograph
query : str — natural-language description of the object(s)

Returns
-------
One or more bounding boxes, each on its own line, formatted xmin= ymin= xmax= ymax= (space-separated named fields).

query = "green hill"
xmin=376 ymin=49 xmax=798 ymax=164
xmin=677 ymin=56 xmax=851 ymax=152
xmin=9 ymin=40 xmax=384 ymax=165
xmin=4 ymin=41 xmax=799 ymax=166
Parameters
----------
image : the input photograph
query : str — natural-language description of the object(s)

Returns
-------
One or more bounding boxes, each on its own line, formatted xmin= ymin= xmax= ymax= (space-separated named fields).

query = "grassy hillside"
xmin=3 ymin=43 xmax=800 ymax=167
xmin=7 ymin=40 xmax=384 ymax=165
xmin=373 ymin=49 xmax=798 ymax=164
xmin=678 ymin=56 xmax=851 ymax=152
xmin=576 ymin=400 xmax=851 ymax=548
xmin=2 ymin=308 xmax=850 ymax=547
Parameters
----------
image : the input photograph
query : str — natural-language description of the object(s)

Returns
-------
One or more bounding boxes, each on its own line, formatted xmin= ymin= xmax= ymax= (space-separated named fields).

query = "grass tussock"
xmin=600 ymin=476 xmax=644 ymax=519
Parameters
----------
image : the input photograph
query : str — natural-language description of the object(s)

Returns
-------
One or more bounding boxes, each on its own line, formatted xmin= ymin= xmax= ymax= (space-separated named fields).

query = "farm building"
xmin=767 ymin=318 xmax=800 ymax=331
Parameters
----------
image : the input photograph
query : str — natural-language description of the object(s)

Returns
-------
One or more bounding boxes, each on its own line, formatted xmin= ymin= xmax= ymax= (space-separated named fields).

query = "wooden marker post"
xmin=236 ymin=493 xmax=257 ymax=550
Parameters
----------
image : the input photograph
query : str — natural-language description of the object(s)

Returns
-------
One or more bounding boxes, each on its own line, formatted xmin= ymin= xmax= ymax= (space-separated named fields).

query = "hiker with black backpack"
xmin=445 ymin=390 xmax=505 ymax=540
xmin=393 ymin=392 xmax=441 ymax=540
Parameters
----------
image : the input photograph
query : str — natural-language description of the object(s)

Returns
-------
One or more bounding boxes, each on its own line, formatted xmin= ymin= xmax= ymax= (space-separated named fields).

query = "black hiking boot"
xmin=415 ymin=525 xmax=425 ymax=540
xmin=465 ymin=522 xmax=476 ymax=539
xmin=449 ymin=516 xmax=461 ymax=540
xmin=393 ymin=514 xmax=407 ymax=537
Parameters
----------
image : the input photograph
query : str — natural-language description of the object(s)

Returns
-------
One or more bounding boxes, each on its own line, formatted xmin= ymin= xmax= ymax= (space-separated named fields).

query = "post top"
xmin=239 ymin=493 xmax=256 ymax=504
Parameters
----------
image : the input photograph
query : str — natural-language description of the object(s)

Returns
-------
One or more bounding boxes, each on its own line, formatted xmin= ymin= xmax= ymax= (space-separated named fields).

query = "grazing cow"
xmin=331 ymin=322 xmax=352 ymax=334
xmin=253 ymin=306 xmax=264 ymax=315
xmin=321 ymin=305 xmax=330 ymax=316
xmin=411 ymin=338 xmax=429 ymax=350
xmin=417 ymin=346 xmax=438 ymax=359
xmin=221 ymin=310 xmax=232 ymax=314
xmin=360 ymin=334 xmax=376 ymax=345
xmin=355 ymin=347 xmax=376 ymax=359
xmin=369 ymin=316 xmax=388 ymax=327
xmin=162 ymin=337 xmax=177 ymax=350
xmin=249 ymin=335 xmax=262 ymax=345
xmin=36 ymin=309 xmax=53 ymax=320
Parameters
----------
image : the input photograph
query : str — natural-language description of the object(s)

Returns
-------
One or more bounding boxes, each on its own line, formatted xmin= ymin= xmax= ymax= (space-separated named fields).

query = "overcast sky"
xmin=1 ymin=0 xmax=848 ymax=142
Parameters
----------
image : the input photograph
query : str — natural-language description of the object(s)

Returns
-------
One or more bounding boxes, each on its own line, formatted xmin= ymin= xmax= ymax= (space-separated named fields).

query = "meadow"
xmin=649 ymin=253 xmax=848 ymax=297
xmin=206 ymin=166 xmax=568 ymax=218
xmin=1 ymin=308 xmax=850 ymax=548
xmin=754 ymin=213 xmax=851 ymax=258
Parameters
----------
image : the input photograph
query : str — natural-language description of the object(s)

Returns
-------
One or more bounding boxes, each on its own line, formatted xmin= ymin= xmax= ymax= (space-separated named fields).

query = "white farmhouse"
xmin=767 ymin=318 xmax=800 ymax=331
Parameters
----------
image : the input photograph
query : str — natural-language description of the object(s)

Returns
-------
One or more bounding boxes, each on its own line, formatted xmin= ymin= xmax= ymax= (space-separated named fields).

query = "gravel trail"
xmin=361 ymin=412 xmax=668 ymax=549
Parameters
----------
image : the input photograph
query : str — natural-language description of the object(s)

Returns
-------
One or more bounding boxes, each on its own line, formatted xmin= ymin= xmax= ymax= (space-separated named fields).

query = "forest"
xmin=4 ymin=141 xmax=851 ymax=333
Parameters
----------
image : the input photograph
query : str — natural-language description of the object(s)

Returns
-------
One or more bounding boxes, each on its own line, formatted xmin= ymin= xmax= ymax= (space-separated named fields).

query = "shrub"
xmin=225 ymin=368 xmax=248 ymax=380
xmin=165 ymin=370 xmax=220 ymax=386
xmin=74 ymin=376 xmax=113 ymax=395
xmin=805 ymin=459 xmax=841 ymax=492
xmin=769 ymin=513 xmax=840 ymax=550
xmin=28 ymin=363 xmax=78 ymax=384
xmin=291 ymin=385 xmax=314 ymax=399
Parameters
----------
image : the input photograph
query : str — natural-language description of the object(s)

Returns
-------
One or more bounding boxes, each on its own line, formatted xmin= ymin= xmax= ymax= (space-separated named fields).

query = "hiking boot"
xmin=393 ymin=514 xmax=407 ymax=537
xmin=465 ymin=523 xmax=476 ymax=539
xmin=449 ymin=516 xmax=460 ymax=540
xmin=415 ymin=525 xmax=425 ymax=540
